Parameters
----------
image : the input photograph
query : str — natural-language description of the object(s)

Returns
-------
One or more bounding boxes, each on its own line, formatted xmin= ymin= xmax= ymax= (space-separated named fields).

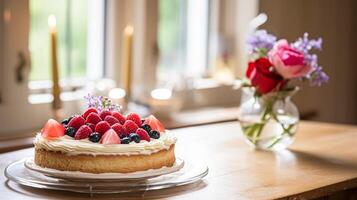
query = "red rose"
xmin=246 ymin=57 xmax=283 ymax=94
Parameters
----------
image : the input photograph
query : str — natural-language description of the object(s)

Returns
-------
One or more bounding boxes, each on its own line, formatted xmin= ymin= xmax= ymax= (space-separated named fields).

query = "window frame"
xmin=135 ymin=0 xmax=259 ymax=109
xmin=27 ymin=0 xmax=259 ymax=106
xmin=0 ymin=0 xmax=258 ymax=135
xmin=0 ymin=0 xmax=108 ymax=134
xmin=27 ymin=0 xmax=107 ymax=94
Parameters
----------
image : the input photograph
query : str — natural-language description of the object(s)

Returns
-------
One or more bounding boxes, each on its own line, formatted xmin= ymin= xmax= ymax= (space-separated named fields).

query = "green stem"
xmin=248 ymin=99 xmax=274 ymax=144
xmin=252 ymin=124 xmax=264 ymax=144
xmin=267 ymin=123 xmax=295 ymax=149
xmin=267 ymin=135 xmax=284 ymax=149
xmin=246 ymin=126 xmax=255 ymax=138
xmin=243 ymin=124 xmax=262 ymax=140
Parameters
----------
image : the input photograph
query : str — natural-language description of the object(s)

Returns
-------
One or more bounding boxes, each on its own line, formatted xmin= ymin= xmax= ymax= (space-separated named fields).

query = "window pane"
xmin=157 ymin=0 xmax=209 ymax=83
xmin=157 ymin=0 xmax=187 ymax=75
xmin=68 ymin=0 xmax=88 ymax=78
xmin=29 ymin=0 xmax=89 ymax=80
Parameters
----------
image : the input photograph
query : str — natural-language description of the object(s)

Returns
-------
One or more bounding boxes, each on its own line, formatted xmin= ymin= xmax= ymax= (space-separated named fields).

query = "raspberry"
xmin=112 ymin=111 xmax=126 ymax=124
xmin=112 ymin=123 xmax=126 ymax=136
xmin=126 ymin=113 xmax=142 ymax=126
xmin=75 ymin=125 xmax=93 ymax=140
xmin=86 ymin=112 xmax=102 ymax=125
xmin=123 ymin=120 xmax=139 ymax=134
xmin=104 ymin=115 xmax=119 ymax=126
xmin=86 ymin=123 xmax=95 ymax=132
xmin=99 ymin=110 xmax=112 ymax=120
xmin=82 ymin=107 xmax=98 ymax=119
xmin=136 ymin=128 xmax=150 ymax=142
xmin=95 ymin=121 xmax=111 ymax=135
xmin=67 ymin=115 xmax=85 ymax=130
xmin=100 ymin=129 xmax=120 ymax=144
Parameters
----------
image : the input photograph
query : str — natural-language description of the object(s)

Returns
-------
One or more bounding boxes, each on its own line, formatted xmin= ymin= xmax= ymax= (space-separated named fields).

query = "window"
xmin=157 ymin=0 xmax=210 ymax=85
xmin=157 ymin=0 xmax=186 ymax=78
xmin=29 ymin=0 xmax=105 ymax=82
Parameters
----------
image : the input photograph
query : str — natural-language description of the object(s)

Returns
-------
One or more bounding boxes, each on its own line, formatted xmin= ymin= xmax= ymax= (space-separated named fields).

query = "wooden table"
xmin=1 ymin=121 xmax=357 ymax=199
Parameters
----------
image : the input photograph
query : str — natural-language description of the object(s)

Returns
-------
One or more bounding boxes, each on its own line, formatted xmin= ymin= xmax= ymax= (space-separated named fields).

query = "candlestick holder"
xmin=48 ymin=14 xmax=62 ymax=120
xmin=122 ymin=25 xmax=133 ymax=103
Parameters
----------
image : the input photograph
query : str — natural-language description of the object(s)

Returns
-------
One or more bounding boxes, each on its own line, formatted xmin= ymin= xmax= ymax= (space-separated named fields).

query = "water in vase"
xmin=240 ymin=115 xmax=298 ymax=151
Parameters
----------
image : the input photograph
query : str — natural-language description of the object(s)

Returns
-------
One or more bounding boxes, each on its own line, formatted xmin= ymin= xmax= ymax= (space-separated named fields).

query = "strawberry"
xmin=144 ymin=115 xmax=165 ymax=133
xmin=126 ymin=112 xmax=142 ymax=126
xmin=136 ymin=128 xmax=150 ymax=142
xmin=41 ymin=119 xmax=65 ymax=139
xmin=104 ymin=115 xmax=120 ymax=126
xmin=95 ymin=121 xmax=111 ymax=135
xmin=75 ymin=125 xmax=93 ymax=140
xmin=86 ymin=112 xmax=102 ymax=125
xmin=123 ymin=120 xmax=139 ymax=134
xmin=99 ymin=110 xmax=112 ymax=120
xmin=67 ymin=115 xmax=85 ymax=130
xmin=100 ymin=129 xmax=121 ymax=144
xmin=112 ymin=111 xmax=126 ymax=124
xmin=86 ymin=123 xmax=95 ymax=132
xmin=112 ymin=123 xmax=126 ymax=136
xmin=82 ymin=107 xmax=98 ymax=119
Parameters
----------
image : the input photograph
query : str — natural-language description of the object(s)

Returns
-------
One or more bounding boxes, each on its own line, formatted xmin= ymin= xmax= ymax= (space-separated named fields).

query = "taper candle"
xmin=48 ymin=15 xmax=61 ymax=110
xmin=122 ymin=25 xmax=133 ymax=100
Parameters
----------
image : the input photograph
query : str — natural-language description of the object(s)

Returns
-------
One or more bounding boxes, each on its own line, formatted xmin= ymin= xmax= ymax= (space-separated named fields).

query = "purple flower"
xmin=84 ymin=94 xmax=121 ymax=112
xmin=292 ymin=33 xmax=322 ymax=53
xmin=292 ymin=33 xmax=322 ymax=68
xmin=247 ymin=30 xmax=277 ymax=54
xmin=291 ymin=33 xmax=328 ymax=86
xmin=310 ymin=66 xmax=329 ymax=86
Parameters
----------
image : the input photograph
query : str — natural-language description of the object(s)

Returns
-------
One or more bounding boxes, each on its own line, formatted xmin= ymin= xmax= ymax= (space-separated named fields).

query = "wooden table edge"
xmin=276 ymin=177 xmax=357 ymax=200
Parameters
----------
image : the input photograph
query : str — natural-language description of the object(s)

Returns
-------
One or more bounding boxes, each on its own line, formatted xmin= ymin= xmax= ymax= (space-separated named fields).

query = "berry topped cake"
xmin=34 ymin=95 xmax=177 ymax=174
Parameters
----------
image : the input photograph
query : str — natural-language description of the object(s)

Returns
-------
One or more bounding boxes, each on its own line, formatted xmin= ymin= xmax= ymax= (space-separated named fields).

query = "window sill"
xmin=159 ymin=78 xmax=241 ymax=111
xmin=28 ymin=90 xmax=86 ymax=104
xmin=28 ymin=78 xmax=89 ymax=94
xmin=27 ymin=78 xmax=240 ymax=108
xmin=27 ymin=78 xmax=116 ymax=104
xmin=182 ymin=77 xmax=241 ymax=90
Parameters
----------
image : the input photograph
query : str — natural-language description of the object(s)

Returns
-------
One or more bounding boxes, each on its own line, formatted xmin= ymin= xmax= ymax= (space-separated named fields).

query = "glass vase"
xmin=238 ymin=87 xmax=299 ymax=151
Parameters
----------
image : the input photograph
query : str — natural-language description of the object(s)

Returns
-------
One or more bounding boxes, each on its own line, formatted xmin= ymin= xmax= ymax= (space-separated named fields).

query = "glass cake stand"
xmin=5 ymin=157 xmax=208 ymax=194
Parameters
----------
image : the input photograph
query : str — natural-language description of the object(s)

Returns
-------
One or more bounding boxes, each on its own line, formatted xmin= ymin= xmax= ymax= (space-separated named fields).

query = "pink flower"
xmin=269 ymin=39 xmax=312 ymax=79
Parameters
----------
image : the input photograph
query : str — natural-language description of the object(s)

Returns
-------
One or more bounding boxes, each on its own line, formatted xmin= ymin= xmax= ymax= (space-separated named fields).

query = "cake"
xmin=34 ymin=95 xmax=177 ymax=174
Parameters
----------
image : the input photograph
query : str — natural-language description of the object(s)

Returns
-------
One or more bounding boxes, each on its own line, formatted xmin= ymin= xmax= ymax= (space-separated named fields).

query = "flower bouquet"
xmin=238 ymin=30 xmax=328 ymax=150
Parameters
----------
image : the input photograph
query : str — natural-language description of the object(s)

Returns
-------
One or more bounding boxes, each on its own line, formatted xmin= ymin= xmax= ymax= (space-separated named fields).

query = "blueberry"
xmin=121 ymin=137 xmax=131 ymax=144
xmin=61 ymin=118 xmax=70 ymax=125
xmin=129 ymin=133 xmax=141 ymax=143
xmin=65 ymin=127 xmax=76 ymax=137
xmin=119 ymin=134 xmax=127 ymax=139
xmin=149 ymin=130 xmax=160 ymax=139
xmin=141 ymin=124 xmax=151 ymax=133
xmin=89 ymin=132 xmax=101 ymax=143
